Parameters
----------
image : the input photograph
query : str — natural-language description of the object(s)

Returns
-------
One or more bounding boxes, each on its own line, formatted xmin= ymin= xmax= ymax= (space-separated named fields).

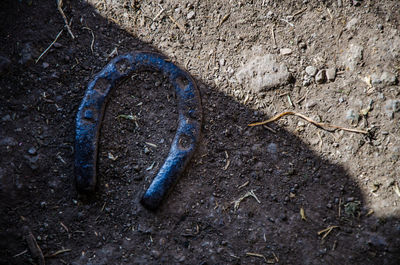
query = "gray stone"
xmin=346 ymin=109 xmax=359 ymax=123
xmin=266 ymin=11 xmax=274 ymax=19
xmin=187 ymin=11 xmax=195 ymax=20
xmin=28 ymin=147 xmax=37 ymax=155
xmin=326 ymin=68 xmax=336 ymax=81
xmin=235 ymin=54 xmax=291 ymax=92
xmin=267 ymin=143 xmax=278 ymax=156
xmin=345 ymin=18 xmax=359 ymax=31
xmin=303 ymin=78 xmax=311 ymax=86
xmin=340 ymin=43 xmax=363 ymax=72
xmin=306 ymin=101 xmax=317 ymax=109
xmin=384 ymin=99 xmax=400 ymax=119
xmin=280 ymin=48 xmax=292 ymax=55
xmin=144 ymin=147 xmax=150 ymax=154
xmin=371 ymin=71 xmax=397 ymax=87
xmin=305 ymin=66 xmax=317 ymax=77
xmin=2 ymin=114 xmax=11 ymax=121
xmin=19 ymin=42 xmax=35 ymax=65
xmin=315 ymin=69 xmax=326 ymax=84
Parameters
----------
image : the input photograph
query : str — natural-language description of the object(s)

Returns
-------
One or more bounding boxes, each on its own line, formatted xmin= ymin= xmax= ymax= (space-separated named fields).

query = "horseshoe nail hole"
xmin=115 ymin=59 xmax=130 ymax=75
xmin=84 ymin=109 xmax=94 ymax=120
xmin=178 ymin=134 xmax=193 ymax=150
xmin=94 ymin=78 xmax=110 ymax=94
xmin=175 ymin=76 xmax=189 ymax=90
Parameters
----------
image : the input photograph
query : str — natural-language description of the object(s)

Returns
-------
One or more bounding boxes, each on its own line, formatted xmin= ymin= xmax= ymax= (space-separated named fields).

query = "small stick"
xmin=248 ymin=111 xmax=368 ymax=134
xmin=238 ymin=181 xmax=249 ymax=189
xmin=271 ymin=26 xmax=277 ymax=46
xmin=287 ymin=94 xmax=294 ymax=107
xmin=153 ymin=6 xmax=165 ymax=21
xmin=168 ymin=15 xmax=185 ymax=32
xmin=338 ymin=197 xmax=342 ymax=218
xmin=35 ymin=29 xmax=63 ymax=63
xmin=13 ymin=249 xmax=28 ymax=258
xmin=293 ymin=7 xmax=307 ymax=17
xmin=57 ymin=0 xmax=75 ymax=39
xmin=45 ymin=249 xmax=71 ymax=258
xmin=280 ymin=18 xmax=294 ymax=27
xmin=22 ymin=226 xmax=45 ymax=265
xmin=83 ymin=27 xmax=95 ymax=53
xmin=218 ymin=13 xmax=230 ymax=27
xmin=263 ymin=125 xmax=277 ymax=133
xmin=246 ymin=252 xmax=267 ymax=262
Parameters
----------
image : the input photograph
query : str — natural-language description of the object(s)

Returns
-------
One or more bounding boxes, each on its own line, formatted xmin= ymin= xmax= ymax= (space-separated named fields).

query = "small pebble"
xmin=53 ymin=42 xmax=63 ymax=48
xmin=280 ymin=48 xmax=292 ymax=55
xmin=144 ymin=147 xmax=150 ymax=154
xmin=187 ymin=11 xmax=195 ymax=20
xmin=346 ymin=109 xmax=359 ymax=123
xmin=42 ymin=62 xmax=49 ymax=69
xmin=28 ymin=147 xmax=37 ymax=155
xmin=305 ymin=66 xmax=317 ymax=77
xmin=266 ymin=11 xmax=274 ymax=19
xmin=326 ymin=68 xmax=336 ymax=81
xmin=303 ymin=76 xmax=312 ymax=86
xmin=315 ymin=69 xmax=326 ymax=84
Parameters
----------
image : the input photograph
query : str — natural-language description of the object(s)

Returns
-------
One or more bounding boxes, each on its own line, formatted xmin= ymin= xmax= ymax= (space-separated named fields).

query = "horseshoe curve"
xmin=74 ymin=51 xmax=202 ymax=210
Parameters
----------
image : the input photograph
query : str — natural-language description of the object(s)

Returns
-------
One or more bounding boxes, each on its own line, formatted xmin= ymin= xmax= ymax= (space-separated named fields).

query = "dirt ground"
xmin=1 ymin=0 xmax=400 ymax=264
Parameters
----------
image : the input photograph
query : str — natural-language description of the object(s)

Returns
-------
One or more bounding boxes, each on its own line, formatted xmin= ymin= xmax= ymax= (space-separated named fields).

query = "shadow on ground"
xmin=0 ymin=1 xmax=399 ymax=264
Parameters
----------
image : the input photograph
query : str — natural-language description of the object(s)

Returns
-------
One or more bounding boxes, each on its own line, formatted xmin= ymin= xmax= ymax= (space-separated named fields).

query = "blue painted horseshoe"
xmin=74 ymin=52 xmax=202 ymax=210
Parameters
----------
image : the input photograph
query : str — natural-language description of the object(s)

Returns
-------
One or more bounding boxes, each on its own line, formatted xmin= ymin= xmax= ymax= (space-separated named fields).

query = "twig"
xmin=394 ymin=182 xmax=400 ymax=197
xmin=168 ymin=15 xmax=185 ymax=32
xmin=318 ymin=225 xmax=339 ymax=240
xmin=83 ymin=27 xmax=95 ymax=53
xmin=218 ymin=13 xmax=230 ymax=27
xmin=300 ymin=207 xmax=307 ymax=220
xmin=246 ymin=252 xmax=267 ymax=262
xmin=153 ymin=6 xmax=165 ymax=21
xmin=57 ymin=0 xmax=75 ymax=39
xmin=238 ymin=181 xmax=249 ymax=189
xmin=293 ymin=7 xmax=307 ymax=17
xmin=287 ymin=94 xmax=294 ymax=107
xmin=13 ymin=249 xmax=28 ymax=258
xmin=22 ymin=226 xmax=45 ymax=265
xmin=35 ymin=29 xmax=64 ymax=63
xmin=280 ymin=18 xmax=294 ymax=27
xmin=45 ymin=249 xmax=71 ymax=258
xmin=271 ymin=26 xmax=276 ymax=46
xmin=232 ymin=190 xmax=261 ymax=212
xmin=248 ymin=111 xmax=368 ymax=134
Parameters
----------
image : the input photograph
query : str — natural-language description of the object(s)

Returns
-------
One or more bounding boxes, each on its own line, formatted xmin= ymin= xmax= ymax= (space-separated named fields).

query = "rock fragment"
xmin=371 ymin=71 xmax=398 ymax=87
xmin=340 ymin=43 xmax=364 ymax=72
xmin=384 ymin=99 xmax=400 ymax=119
xmin=187 ymin=11 xmax=195 ymax=20
xmin=346 ymin=109 xmax=359 ymax=123
xmin=326 ymin=68 xmax=336 ymax=81
xmin=305 ymin=66 xmax=317 ymax=77
xmin=280 ymin=48 xmax=292 ymax=55
xmin=235 ymin=54 xmax=292 ymax=93
xmin=315 ymin=70 xmax=326 ymax=84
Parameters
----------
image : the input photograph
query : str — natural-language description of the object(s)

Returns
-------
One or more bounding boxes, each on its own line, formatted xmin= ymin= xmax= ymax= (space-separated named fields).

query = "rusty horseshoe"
xmin=74 ymin=52 xmax=202 ymax=210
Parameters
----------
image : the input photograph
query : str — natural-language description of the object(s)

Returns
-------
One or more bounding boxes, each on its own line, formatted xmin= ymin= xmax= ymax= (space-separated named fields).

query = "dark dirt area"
xmin=1 ymin=0 xmax=400 ymax=264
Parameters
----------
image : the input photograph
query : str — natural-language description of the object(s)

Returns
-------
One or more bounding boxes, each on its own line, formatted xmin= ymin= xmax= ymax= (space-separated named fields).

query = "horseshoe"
xmin=74 ymin=52 xmax=202 ymax=210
